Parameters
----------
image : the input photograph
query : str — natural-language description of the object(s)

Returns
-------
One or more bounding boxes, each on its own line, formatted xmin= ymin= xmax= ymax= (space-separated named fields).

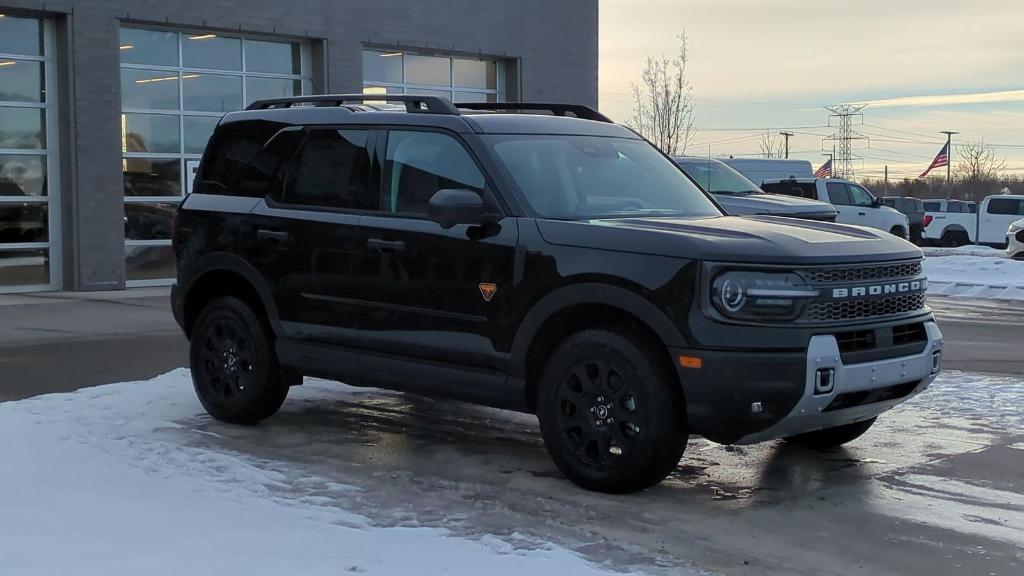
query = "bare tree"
xmin=758 ymin=132 xmax=786 ymax=159
xmin=627 ymin=32 xmax=695 ymax=155
xmin=954 ymin=140 xmax=1006 ymax=183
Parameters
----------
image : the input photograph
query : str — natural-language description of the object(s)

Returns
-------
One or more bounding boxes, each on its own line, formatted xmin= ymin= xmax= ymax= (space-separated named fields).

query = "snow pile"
xmin=923 ymin=251 xmax=1024 ymax=301
xmin=0 ymin=370 xmax=639 ymax=576
xmin=921 ymin=245 xmax=1007 ymax=258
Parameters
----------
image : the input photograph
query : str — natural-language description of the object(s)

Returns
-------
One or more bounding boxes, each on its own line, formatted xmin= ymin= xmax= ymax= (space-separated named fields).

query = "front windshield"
xmin=484 ymin=135 xmax=722 ymax=220
xmin=677 ymin=159 xmax=763 ymax=195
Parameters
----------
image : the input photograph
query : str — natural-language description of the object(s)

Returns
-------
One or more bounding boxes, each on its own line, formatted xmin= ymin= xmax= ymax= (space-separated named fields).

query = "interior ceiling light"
xmin=379 ymin=52 xmax=402 ymax=57
xmin=188 ymin=34 xmax=217 ymax=40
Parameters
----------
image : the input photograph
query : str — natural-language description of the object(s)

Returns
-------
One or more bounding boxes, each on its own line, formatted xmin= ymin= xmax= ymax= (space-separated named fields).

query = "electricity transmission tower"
xmin=823 ymin=104 xmax=869 ymax=178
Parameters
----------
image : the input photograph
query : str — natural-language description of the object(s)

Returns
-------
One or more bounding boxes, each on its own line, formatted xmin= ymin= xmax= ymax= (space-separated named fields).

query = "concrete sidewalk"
xmin=0 ymin=288 xmax=188 ymax=402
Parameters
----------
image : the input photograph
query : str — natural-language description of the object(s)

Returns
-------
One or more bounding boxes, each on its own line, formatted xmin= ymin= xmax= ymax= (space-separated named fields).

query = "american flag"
xmin=814 ymin=159 xmax=832 ymax=178
xmin=919 ymin=143 xmax=949 ymax=178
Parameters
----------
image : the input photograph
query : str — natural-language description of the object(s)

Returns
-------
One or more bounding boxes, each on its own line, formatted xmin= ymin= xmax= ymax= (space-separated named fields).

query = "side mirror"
xmin=871 ymin=197 xmax=882 ymax=208
xmin=428 ymin=189 xmax=487 ymax=229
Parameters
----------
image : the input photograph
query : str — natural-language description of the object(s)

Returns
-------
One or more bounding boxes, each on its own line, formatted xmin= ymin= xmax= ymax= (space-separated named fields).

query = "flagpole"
xmin=940 ymin=131 xmax=958 ymax=200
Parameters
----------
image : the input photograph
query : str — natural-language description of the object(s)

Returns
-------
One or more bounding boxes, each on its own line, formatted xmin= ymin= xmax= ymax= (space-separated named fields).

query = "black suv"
xmin=172 ymin=95 xmax=943 ymax=493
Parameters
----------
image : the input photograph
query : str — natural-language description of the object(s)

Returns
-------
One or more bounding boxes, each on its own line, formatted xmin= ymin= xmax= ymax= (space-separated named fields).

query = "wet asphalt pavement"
xmin=185 ymin=370 xmax=1023 ymax=576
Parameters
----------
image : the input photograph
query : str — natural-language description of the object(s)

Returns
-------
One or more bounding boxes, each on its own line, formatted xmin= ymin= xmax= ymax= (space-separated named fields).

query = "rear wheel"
xmin=941 ymin=231 xmax=967 ymax=247
xmin=536 ymin=330 xmax=687 ymax=493
xmin=786 ymin=417 xmax=877 ymax=450
xmin=889 ymin=226 xmax=907 ymax=239
xmin=189 ymin=296 xmax=289 ymax=424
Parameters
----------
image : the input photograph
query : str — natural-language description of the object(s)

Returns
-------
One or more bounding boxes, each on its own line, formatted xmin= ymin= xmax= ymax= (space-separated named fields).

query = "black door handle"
xmin=858 ymin=212 xmax=866 ymax=216
xmin=367 ymin=238 xmax=406 ymax=252
xmin=257 ymin=229 xmax=289 ymax=242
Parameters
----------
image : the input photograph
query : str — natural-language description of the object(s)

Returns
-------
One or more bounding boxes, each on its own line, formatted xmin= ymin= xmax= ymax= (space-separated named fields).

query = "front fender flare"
xmin=508 ymin=282 xmax=687 ymax=378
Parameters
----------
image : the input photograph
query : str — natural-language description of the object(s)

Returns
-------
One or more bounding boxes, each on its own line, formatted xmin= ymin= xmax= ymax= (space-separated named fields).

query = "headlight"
xmin=711 ymin=271 xmax=819 ymax=321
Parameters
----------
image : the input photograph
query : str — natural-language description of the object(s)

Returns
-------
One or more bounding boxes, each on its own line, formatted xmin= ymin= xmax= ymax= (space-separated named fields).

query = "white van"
xmin=720 ymin=158 xmax=813 ymax=187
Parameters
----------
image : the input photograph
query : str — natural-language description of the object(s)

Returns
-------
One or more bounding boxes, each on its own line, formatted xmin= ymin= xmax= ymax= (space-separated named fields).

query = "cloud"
xmin=859 ymin=90 xmax=1024 ymax=108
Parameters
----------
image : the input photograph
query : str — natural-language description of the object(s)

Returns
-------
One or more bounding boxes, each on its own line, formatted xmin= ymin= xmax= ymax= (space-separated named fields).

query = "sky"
xmin=599 ymin=0 xmax=1024 ymax=180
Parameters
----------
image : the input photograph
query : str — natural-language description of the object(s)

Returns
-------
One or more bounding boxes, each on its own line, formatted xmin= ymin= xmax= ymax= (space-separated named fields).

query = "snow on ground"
xmin=0 ymin=370 xmax=640 ymax=576
xmin=923 ymin=247 xmax=1024 ymax=300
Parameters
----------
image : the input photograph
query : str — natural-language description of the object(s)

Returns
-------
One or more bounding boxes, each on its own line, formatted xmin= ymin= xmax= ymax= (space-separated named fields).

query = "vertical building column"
xmin=68 ymin=8 xmax=125 ymax=290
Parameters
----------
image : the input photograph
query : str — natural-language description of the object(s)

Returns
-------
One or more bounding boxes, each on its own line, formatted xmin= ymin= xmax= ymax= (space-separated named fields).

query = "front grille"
xmin=804 ymin=293 xmax=926 ymax=323
xmin=802 ymin=261 xmax=922 ymax=284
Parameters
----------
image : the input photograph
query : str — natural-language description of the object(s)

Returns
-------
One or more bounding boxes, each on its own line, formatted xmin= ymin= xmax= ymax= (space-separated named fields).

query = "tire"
xmin=941 ymin=231 xmax=965 ymax=248
xmin=189 ymin=296 xmax=289 ymax=424
xmin=786 ymin=417 xmax=877 ymax=450
xmin=889 ymin=226 xmax=906 ymax=239
xmin=536 ymin=330 xmax=687 ymax=493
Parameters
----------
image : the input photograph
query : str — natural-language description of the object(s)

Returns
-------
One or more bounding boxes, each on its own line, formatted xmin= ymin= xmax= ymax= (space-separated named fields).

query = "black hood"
xmin=536 ymin=215 xmax=922 ymax=265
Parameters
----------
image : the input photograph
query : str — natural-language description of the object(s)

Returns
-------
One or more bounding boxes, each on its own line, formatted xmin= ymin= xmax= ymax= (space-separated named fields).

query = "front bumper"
xmin=674 ymin=320 xmax=943 ymax=445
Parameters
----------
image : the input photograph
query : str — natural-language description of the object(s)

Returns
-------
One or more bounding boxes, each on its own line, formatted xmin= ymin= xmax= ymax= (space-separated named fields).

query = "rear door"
xmin=249 ymin=127 xmax=375 ymax=368
xmin=979 ymin=197 xmax=1024 ymax=245
xmin=355 ymin=128 xmax=518 ymax=394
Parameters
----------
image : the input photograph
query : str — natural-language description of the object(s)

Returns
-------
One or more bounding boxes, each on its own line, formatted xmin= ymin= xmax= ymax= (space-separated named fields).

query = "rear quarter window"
xmin=923 ymin=201 xmax=942 ymax=212
xmin=761 ymin=181 xmax=817 ymax=199
xmin=195 ymin=120 xmax=300 ymax=198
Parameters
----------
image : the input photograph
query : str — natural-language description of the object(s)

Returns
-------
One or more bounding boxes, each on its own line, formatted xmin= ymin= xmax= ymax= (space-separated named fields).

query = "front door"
xmin=979 ymin=197 xmax=1024 ymax=245
xmin=355 ymin=129 xmax=518 ymax=386
xmin=824 ymin=181 xmax=861 ymax=226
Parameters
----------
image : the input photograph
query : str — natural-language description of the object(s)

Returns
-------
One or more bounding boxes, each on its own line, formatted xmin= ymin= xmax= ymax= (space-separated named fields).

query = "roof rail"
xmin=245 ymin=94 xmax=460 ymax=115
xmin=456 ymin=102 xmax=613 ymax=123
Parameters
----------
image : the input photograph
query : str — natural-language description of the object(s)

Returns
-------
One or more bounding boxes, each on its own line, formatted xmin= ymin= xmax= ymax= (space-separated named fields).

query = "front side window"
xmin=486 ymin=135 xmax=720 ymax=220
xmin=848 ymin=185 xmax=876 ymax=208
xmin=384 ymin=130 xmax=486 ymax=215
xmin=987 ymin=198 xmax=1023 ymax=215
xmin=286 ymin=129 xmax=374 ymax=210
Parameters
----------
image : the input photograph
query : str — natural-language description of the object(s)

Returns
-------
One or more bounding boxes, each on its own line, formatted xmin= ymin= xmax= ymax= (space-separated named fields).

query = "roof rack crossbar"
xmin=245 ymin=94 xmax=460 ymax=115
xmin=455 ymin=102 xmax=612 ymax=123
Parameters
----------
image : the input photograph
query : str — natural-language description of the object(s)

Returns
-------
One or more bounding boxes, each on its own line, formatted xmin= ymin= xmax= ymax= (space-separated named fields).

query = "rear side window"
xmin=882 ymin=198 xmax=897 ymax=208
xmin=987 ymin=198 xmax=1024 ymax=215
xmin=285 ymin=129 xmax=375 ymax=210
xmin=383 ymin=130 xmax=486 ymax=216
xmin=762 ymin=181 xmax=817 ymax=199
xmin=825 ymin=182 xmax=852 ymax=205
xmin=196 ymin=120 xmax=298 ymax=197
xmin=923 ymin=201 xmax=942 ymax=212
xmin=909 ymin=199 xmax=923 ymax=212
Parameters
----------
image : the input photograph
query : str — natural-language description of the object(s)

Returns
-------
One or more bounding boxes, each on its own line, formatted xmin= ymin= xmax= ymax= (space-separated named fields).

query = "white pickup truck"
xmin=760 ymin=177 xmax=910 ymax=238
xmin=923 ymin=195 xmax=1024 ymax=247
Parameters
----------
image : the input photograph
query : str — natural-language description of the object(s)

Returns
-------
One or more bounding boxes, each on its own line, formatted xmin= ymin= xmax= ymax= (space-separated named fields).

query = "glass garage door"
xmin=119 ymin=27 xmax=311 ymax=286
xmin=362 ymin=49 xmax=505 ymax=103
xmin=0 ymin=15 xmax=60 ymax=292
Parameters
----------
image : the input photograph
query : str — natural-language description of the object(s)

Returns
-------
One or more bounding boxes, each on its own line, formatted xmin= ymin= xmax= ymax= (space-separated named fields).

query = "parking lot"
xmin=1 ymin=289 xmax=1022 ymax=575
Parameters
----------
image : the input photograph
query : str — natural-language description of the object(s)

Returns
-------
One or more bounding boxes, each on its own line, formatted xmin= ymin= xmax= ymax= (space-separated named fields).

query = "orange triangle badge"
xmin=479 ymin=283 xmax=498 ymax=302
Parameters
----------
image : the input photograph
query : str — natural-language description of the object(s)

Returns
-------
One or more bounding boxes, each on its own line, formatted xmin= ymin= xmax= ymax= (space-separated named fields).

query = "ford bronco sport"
xmin=171 ymin=95 xmax=943 ymax=493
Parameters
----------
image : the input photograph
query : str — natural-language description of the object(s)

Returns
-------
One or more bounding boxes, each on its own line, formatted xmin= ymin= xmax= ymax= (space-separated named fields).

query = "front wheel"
xmin=190 ymin=296 xmax=289 ymax=424
xmin=786 ymin=417 xmax=877 ymax=450
xmin=536 ymin=330 xmax=687 ymax=493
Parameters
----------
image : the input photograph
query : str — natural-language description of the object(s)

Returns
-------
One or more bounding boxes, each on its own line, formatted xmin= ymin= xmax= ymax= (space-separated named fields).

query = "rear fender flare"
xmin=180 ymin=252 xmax=283 ymax=336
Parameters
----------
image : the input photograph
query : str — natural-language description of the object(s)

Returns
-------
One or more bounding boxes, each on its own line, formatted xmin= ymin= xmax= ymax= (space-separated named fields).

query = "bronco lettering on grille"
xmin=832 ymin=280 xmax=924 ymax=299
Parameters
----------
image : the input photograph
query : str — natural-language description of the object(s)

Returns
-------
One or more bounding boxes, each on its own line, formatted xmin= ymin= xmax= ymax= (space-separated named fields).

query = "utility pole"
xmin=780 ymin=131 xmax=794 ymax=159
xmin=940 ymin=130 xmax=958 ymax=200
xmin=884 ymin=165 xmax=889 ymax=196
